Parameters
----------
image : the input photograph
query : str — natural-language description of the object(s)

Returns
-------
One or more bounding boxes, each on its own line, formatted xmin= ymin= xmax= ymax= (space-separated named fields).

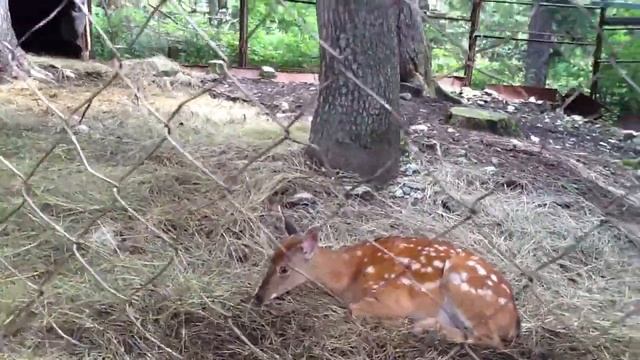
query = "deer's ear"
xmin=279 ymin=206 xmax=299 ymax=236
xmin=301 ymin=226 xmax=320 ymax=259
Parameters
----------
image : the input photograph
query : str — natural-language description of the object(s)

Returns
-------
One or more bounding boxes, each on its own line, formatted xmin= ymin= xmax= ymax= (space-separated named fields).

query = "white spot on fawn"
xmin=475 ymin=265 xmax=487 ymax=276
xmin=460 ymin=282 xmax=471 ymax=292
xmin=501 ymin=283 xmax=511 ymax=293
xmin=498 ymin=297 xmax=508 ymax=305
xmin=433 ymin=260 xmax=444 ymax=268
xmin=418 ymin=281 xmax=440 ymax=292
xmin=449 ymin=272 xmax=462 ymax=285
xmin=365 ymin=266 xmax=376 ymax=274
xmin=490 ymin=274 xmax=498 ymax=282
xmin=411 ymin=262 xmax=421 ymax=271
xmin=420 ymin=266 xmax=434 ymax=273
xmin=356 ymin=250 xmax=363 ymax=256
xmin=399 ymin=277 xmax=412 ymax=286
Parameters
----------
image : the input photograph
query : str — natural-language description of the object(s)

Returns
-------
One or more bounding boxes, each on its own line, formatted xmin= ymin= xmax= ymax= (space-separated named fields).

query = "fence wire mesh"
xmin=0 ymin=0 xmax=639 ymax=359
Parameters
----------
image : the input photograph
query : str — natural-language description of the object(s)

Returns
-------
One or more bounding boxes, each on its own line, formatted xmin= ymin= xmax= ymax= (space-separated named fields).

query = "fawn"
xmin=253 ymin=214 xmax=521 ymax=349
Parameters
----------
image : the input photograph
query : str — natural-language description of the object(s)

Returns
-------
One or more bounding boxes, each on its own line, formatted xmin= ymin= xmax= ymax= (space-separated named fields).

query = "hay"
xmin=0 ymin=82 xmax=638 ymax=360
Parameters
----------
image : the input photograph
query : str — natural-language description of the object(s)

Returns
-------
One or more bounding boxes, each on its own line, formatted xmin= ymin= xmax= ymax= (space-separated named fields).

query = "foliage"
xmin=91 ymin=0 xmax=318 ymax=69
xmin=90 ymin=0 xmax=639 ymax=114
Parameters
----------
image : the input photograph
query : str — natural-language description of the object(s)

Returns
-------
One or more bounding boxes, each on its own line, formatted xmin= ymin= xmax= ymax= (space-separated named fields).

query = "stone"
xmin=446 ymin=106 xmax=521 ymax=137
xmin=410 ymin=124 xmax=429 ymax=132
xmin=393 ymin=188 xmax=406 ymax=198
xmin=259 ymin=66 xmax=277 ymax=79
xmin=284 ymin=192 xmax=317 ymax=207
xmin=347 ymin=185 xmax=375 ymax=201
xmin=400 ymin=92 xmax=412 ymax=101
xmin=622 ymin=130 xmax=638 ymax=142
xmin=121 ymin=55 xmax=181 ymax=77
xmin=402 ymin=181 xmax=426 ymax=191
xmin=402 ymin=163 xmax=420 ymax=175
xmin=620 ymin=158 xmax=640 ymax=170
xmin=208 ymin=59 xmax=226 ymax=75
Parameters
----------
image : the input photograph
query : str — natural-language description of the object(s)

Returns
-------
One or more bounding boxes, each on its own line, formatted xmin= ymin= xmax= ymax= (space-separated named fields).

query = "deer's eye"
xmin=278 ymin=266 xmax=289 ymax=275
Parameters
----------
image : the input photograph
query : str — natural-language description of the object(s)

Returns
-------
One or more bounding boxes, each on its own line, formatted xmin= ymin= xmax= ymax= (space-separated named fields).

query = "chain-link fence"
xmin=1 ymin=0 xmax=639 ymax=359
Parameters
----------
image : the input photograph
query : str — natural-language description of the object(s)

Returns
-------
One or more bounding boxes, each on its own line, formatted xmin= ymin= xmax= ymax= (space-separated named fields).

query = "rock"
xmin=482 ymin=166 xmax=497 ymax=174
xmin=620 ymin=158 xmax=640 ymax=170
xmin=208 ymin=59 xmax=226 ymax=75
xmin=402 ymin=163 xmax=420 ymax=175
xmin=410 ymin=124 xmax=429 ymax=132
xmin=27 ymin=54 xmax=112 ymax=80
xmin=401 ymin=181 xmax=426 ymax=191
xmin=279 ymin=102 xmax=290 ymax=111
xmin=284 ymin=192 xmax=317 ymax=207
xmin=400 ymin=80 xmax=425 ymax=97
xmin=74 ymin=124 xmax=90 ymax=134
xmin=400 ymin=92 xmax=412 ymax=101
xmin=259 ymin=66 xmax=277 ymax=79
xmin=121 ymin=55 xmax=181 ymax=77
xmin=460 ymin=87 xmax=482 ymax=98
xmin=347 ymin=185 xmax=375 ymax=201
xmin=172 ymin=72 xmax=200 ymax=87
xmin=483 ymin=89 xmax=499 ymax=97
xmin=446 ymin=106 xmax=521 ymax=137
xmin=393 ymin=188 xmax=405 ymax=198
xmin=622 ymin=130 xmax=638 ymax=142
xmin=450 ymin=148 xmax=467 ymax=157
xmin=530 ymin=135 xmax=540 ymax=143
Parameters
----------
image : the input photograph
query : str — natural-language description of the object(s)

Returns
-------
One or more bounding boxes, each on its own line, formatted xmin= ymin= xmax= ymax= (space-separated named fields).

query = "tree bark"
xmin=524 ymin=2 xmax=554 ymax=87
xmin=399 ymin=0 xmax=462 ymax=103
xmin=308 ymin=0 xmax=401 ymax=185
xmin=398 ymin=0 xmax=427 ymax=97
xmin=208 ymin=0 xmax=219 ymax=23
xmin=0 ymin=0 xmax=28 ymax=81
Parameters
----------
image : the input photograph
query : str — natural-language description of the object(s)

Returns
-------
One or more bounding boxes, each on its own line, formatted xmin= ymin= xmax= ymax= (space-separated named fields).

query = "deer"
xmin=252 ymin=213 xmax=522 ymax=350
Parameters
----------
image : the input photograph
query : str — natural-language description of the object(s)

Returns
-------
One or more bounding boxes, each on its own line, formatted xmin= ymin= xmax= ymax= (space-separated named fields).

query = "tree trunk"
xmin=208 ymin=0 xmax=219 ymax=23
xmin=0 ymin=0 xmax=29 ymax=81
xmin=399 ymin=0 xmax=462 ymax=103
xmin=398 ymin=0 xmax=427 ymax=97
xmin=524 ymin=2 xmax=554 ymax=87
xmin=308 ymin=0 xmax=401 ymax=185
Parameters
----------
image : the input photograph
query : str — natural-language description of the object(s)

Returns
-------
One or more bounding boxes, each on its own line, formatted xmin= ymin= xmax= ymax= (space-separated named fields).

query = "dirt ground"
xmin=0 ymin=57 xmax=639 ymax=360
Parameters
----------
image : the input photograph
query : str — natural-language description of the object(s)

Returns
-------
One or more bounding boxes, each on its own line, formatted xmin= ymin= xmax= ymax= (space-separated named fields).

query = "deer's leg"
xmin=410 ymin=317 xmax=438 ymax=335
xmin=348 ymin=296 xmax=405 ymax=320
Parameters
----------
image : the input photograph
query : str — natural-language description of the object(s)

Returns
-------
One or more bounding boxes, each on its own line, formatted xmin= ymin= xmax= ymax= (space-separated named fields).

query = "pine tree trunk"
xmin=308 ymin=0 xmax=401 ymax=185
xmin=524 ymin=2 xmax=554 ymax=87
xmin=399 ymin=0 xmax=461 ymax=103
xmin=208 ymin=0 xmax=219 ymax=24
xmin=0 ymin=0 xmax=28 ymax=81
xmin=398 ymin=0 xmax=427 ymax=96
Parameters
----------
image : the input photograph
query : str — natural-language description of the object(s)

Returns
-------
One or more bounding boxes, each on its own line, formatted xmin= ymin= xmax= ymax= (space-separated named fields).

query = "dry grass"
xmin=0 ymin=81 xmax=638 ymax=360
